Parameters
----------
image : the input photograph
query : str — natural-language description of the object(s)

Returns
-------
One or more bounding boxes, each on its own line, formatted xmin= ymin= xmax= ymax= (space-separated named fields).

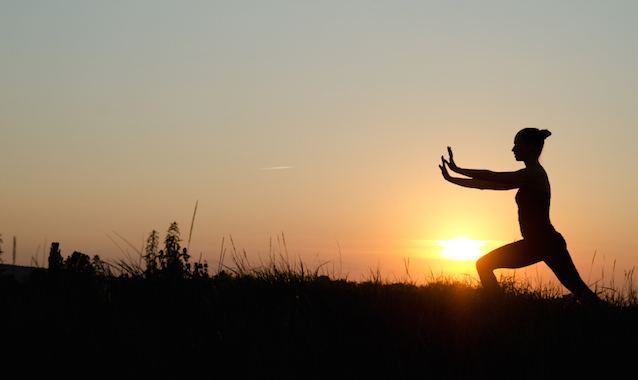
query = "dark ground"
xmin=1 ymin=269 xmax=636 ymax=379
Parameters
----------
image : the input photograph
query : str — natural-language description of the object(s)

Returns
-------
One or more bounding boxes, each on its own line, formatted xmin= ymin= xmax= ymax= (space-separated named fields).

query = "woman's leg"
xmin=542 ymin=234 xmax=597 ymax=299
xmin=476 ymin=240 xmax=545 ymax=292
xmin=477 ymin=234 xmax=599 ymax=299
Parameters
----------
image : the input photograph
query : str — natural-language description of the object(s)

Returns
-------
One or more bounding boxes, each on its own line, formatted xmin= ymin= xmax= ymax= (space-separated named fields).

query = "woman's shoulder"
xmin=522 ymin=166 xmax=550 ymax=192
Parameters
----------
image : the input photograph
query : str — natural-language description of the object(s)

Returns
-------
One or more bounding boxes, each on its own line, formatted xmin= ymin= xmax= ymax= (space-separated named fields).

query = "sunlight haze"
xmin=1 ymin=1 xmax=637 ymax=288
xmin=438 ymin=238 xmax=489 ymax=262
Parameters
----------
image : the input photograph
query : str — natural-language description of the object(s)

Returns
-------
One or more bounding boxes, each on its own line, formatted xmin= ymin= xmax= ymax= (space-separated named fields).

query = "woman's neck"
xmin=523 ymin=158 xmax=541 ymax=168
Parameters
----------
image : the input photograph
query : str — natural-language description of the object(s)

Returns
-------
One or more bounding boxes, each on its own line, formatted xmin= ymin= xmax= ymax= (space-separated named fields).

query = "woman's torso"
xmin=516 ymin=185 xmax=556 ymax=239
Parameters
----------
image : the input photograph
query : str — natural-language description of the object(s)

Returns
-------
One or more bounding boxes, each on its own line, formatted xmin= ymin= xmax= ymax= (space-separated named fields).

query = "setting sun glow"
xmin=437 ymin=238 xmax=487 ymax=261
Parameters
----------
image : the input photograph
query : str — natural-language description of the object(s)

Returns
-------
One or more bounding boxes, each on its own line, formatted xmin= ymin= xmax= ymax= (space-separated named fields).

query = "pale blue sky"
xmin=1 ymin=1 xmax=637 ymax=285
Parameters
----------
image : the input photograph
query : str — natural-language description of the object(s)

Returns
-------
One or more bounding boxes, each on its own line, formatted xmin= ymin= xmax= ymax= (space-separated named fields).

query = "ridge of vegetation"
xmin=1 ymin=223 xmax=636 ymax=378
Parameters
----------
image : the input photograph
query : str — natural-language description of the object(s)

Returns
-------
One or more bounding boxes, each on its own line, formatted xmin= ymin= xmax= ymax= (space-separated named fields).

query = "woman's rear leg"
xmin=544 ymin=246 xmax=598 ymax=300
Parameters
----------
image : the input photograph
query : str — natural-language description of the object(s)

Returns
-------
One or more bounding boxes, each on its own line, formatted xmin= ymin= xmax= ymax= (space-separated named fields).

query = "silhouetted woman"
xmin=439 ymin=128 xmax=598 ymax=300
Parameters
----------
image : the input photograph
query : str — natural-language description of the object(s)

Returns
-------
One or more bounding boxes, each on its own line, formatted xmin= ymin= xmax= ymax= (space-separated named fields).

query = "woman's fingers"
xmin=439 ymin=157 xmax=450 ymax=176
xmin=446 ymin=147 xmax=457 ymax=170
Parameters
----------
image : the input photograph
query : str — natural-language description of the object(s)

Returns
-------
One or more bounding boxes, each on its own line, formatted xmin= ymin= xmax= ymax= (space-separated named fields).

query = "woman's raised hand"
xmin=445 ymin=147 xmax=459 ymax=172
xmin=439 ymin=156 xmax=451 ymax=180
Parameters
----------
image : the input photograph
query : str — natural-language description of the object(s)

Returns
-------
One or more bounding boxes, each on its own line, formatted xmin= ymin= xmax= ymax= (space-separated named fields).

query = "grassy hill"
xmin=1 ymin=251 xmax=636 ymax=379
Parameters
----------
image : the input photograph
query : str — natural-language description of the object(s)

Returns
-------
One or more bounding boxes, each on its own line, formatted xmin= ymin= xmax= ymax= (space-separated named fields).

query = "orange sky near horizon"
xmin=2 ymin=1 xmax=637 ymax=291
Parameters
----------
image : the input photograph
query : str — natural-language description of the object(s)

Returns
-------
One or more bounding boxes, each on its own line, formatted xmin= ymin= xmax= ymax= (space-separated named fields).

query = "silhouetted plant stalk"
xmin=160 ymin=221 xmax=190 ymax=276
xmin=217 ymin=236 xmax=226 ymax=274
xmin=48 ymin=242 xmax=63 ymax=273
xmin=144 ymin=230 xmax=160 ymax=273
xmin=187 ymin=200 xmax=198 ymax=252
xmin=32 ymin=244 xmax=41 ymax=267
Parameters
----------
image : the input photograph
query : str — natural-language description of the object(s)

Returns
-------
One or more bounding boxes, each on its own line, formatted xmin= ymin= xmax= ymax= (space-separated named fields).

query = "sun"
xmin=437 ymin=237 xmax=487 ymax=261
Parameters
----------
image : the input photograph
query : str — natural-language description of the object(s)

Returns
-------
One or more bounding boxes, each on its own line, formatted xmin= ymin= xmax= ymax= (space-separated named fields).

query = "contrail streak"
xmin=259 ymin=166 xmax=293 ymax=170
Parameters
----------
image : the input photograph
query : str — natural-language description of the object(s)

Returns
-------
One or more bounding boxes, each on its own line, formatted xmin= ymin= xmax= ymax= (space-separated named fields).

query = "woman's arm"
xmin=444 ymin=147 xmax=530 ymax=187
xmin=440 ymin=158 xmax=517 ymax=190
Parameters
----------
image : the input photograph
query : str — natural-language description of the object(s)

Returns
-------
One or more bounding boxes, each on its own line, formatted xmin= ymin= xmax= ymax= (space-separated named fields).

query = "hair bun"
xmin=539 ymin=129 xmax=552 ymax=139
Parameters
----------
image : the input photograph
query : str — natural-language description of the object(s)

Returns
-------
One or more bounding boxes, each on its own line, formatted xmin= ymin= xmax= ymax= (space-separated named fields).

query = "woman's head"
xmin=513 ymin=128 xmax=551 ymax=161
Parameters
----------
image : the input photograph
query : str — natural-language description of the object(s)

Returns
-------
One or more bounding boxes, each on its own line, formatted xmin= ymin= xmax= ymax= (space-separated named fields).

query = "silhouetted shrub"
xmin=63 ymin=251 xmax=94 ymax=275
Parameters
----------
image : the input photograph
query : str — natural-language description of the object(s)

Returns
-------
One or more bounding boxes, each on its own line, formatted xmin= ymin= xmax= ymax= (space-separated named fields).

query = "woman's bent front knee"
xmin=476 ymin=256 xmax=492 ymax=274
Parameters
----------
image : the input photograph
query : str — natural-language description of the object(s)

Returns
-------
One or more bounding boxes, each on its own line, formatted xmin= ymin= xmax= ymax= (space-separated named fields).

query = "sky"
xmin=2 ymin=1 xmax=637 ymax=289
